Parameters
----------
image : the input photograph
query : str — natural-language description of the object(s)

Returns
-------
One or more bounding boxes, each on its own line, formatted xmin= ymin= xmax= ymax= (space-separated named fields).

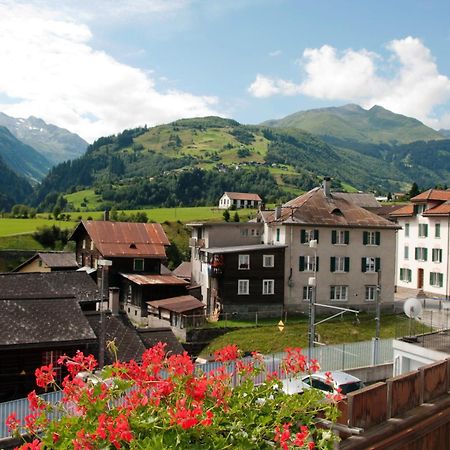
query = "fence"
xmin=0 ymin=338 xmax=393 ymax=439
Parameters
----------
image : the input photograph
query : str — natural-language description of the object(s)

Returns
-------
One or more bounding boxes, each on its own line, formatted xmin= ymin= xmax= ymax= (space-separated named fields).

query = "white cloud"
xmin=269 ymin=50 xmax=282 ymax=57
xmin=0 ymin=1 xmax=219 ymax=142
xmin=248 ymin=37 xmax=450 ymax=129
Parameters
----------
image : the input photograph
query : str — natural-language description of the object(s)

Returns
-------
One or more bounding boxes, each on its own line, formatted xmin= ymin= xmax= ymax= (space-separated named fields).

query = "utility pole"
xmin=98 ymin=258 xmax=112 ymax=369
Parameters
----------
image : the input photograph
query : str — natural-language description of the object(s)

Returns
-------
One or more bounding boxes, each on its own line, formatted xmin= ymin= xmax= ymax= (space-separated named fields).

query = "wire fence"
xmin=0 ymin=338 xmax=393 ymax=439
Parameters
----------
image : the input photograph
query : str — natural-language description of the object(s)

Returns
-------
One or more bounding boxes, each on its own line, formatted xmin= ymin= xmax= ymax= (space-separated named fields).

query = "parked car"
xmin=301 ymin=371 xmax=365 ymax=395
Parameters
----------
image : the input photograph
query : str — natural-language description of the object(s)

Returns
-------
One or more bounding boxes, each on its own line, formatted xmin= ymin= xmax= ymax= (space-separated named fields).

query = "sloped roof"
xmin=148 ymin=295 xmax=205 ymax=313
xmin=0 ymin=271 xmax=99 ymax=302
xmin=0 ymin=298 xmax=96 ymax=348
xmin=138 ymin=328 xmax=184 ymax=355
xmin=411 ymin=189 xmax=450 ymax=202
xmin=120 ymin=273 xmax=188 ymax=286
xmin=72 ymin=221 xmax=169 ymax=258
xmin=423 ymin=201 xmax=450 ymax=216
xmin=172 ymin=262 xmax=192 ymax=279
xmin=266 ymin=187 xmax=398 ymax=228
xmin=13 ymin=252 xmax=78 ymax=272
xmin=332 ymin=192 xmax=381 ymax=208
xmin=389 ymin=204 xmax=415 ymax=217
xmin=224 ymin=192 xmax=262 ymax=201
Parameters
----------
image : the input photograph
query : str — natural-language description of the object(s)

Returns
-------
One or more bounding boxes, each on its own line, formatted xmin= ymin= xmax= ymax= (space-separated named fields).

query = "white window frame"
xmin=417 ymin=204 xmax=426 ymax=214
xmin=303 ymin=286 xmax=313 ymax=302
xmin=305 ymin=255 xmax=317 ymax=272
xmin=404 ymin=223 xmax=410 ymax=238
xmin=430 ymin=272 xmax=443 ymax=288
xmin=418 ymin=223 xmax=428 ymax=238
xmin=263 ymin=254 xmax=274 ymax=268
xmin=304 ymin=229 xmax=315 ymax=244
xmin=336 ymin=230 xmax=347 ymax=245
xmin=262 ymin=279 xmax=274 ymax=295
xmin=365 ymin=257 xmax=376 ymax=273
xmin=365 ymin=285 xmax=377 ymax=302
xmin=335 ymin=256 xmax=346 ymax=272
xmin=416 ymin=247 xmax=427 ymax=261
xmin=404 ymin=246 xmax=409 ymax=260
xmin=367 ymin=232 xmax=377 ymax=245
xmin=400 ymin=268 xmax=412 ymax=283
xmin=330 ymin=285 xmax=348 ymax=301
xmin=238 ymin=279 xmax=249 ymax=295
xmin=435 ymin=223 xmax=441 ymax=238
xmin=432 ymin=248 xmax=442 ymax=263
xmin=238 ymin=254 xmax=250 ymax=270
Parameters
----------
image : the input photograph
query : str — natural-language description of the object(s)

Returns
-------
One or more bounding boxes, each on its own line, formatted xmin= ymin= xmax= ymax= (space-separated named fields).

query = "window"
xmin=251 ymin=228 xmax=260 ymax=236
xmin=299 ymin=255 xmax=319 ymax=272
xmin=240 ymin=229 xmax=249 ymax=237
xmin=404 ymin=223 xmax=410 ymax=238
xmin=432 ymin=248 xmax=443 ymax=263
xmin=133 ymin=258 xmax=144 ymax=271
xmin=361 ymin=257 xmax=380 ymax=273
xmin=330 ymin=256 xmax=349 ymax=273
xmin=300 ymin=229 xmax=319 ymax=244
xmin=303 ymin=286 xmax=313 ymax=301
xmin=365 ymin=286 xmax=377 ymax=301
xmin=262 ymin=279 xmax=274 ymax=295
xmin=418 ymin=224 xmax=428 ymax=238
xmin=263 ymin=254 xmax=274 ymax=268
xmin=430 ymin=272 xmax=444 ymax=287
xmin=415 ymin=247 xmax=428 ymax=261
xmin=90 ymin=240 xmax=94 ymax=250
xmin=276 ymin=228 xmax=280 ymax=242
xmin=82 ymin=239 xmax=86 ymax=249
xmin=363 ymin=231 xmax=380 ymax=246
xmin=435 ymin=223 xmax=441 ymax=238
xmin=400 ymin=268 xmax=412 ymax=282
xmin=238 ymin=254 xmax=250 ymax=270
xmin=417 ymin=204 xmax=426 ymax=214
xmin=238 ymin=279 xmax=249 ymax=295
xmin=332 ymin=230 xmax=349 ymax=245
xmin=330 ymin=285 xmax=348 ymax=301
xmin=404 ymin=246 xmax=409 ymax=260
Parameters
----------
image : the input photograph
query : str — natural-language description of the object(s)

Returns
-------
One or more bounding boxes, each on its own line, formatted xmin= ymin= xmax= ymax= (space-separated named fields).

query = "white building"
xmin=259 ymin=178 xmax=399 ymax=311
xmin=391 ymin=189 xmax=450 ymax=299
xmin=218 ymin=192 xmax=262 ymax=209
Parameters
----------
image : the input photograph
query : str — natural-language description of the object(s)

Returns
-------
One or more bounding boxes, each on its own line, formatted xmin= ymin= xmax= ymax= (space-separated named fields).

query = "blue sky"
xmin=0 ymin=0 xmax=449 ymax=141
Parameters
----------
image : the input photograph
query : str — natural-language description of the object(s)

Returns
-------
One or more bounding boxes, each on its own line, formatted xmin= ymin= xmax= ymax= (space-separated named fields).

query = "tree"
xmin=233 ymin=211 xmax=240 ymax=222
xmin=387 ymin=192 xmax=392 ymax=201
xmin=223 ymin=209 xmax=230 ymax=222
xmin=408 ymin=182 xmax=420 ymax=199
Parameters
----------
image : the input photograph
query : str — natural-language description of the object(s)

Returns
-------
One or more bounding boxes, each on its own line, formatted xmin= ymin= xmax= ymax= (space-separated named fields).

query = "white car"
xmin=301 ymin=371 xmax=365 ymax=395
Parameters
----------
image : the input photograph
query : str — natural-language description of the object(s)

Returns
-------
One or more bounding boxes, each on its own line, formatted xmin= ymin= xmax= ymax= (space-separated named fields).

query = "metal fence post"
xmin=342 ymin=343 xmax=345 ymax=370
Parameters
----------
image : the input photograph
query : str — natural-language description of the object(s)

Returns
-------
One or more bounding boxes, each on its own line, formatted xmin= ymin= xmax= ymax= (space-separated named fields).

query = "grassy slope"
xmin=200 ymin=314 xmax=421 ymax=356
xmin=0 ymin=218 xmax=76 ymax=237
xmin=65 ymin=189 xmax=102 ymax=211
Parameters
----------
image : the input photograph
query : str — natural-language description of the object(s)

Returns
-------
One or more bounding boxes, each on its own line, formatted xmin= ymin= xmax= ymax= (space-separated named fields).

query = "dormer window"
xmin=331 ymin=208 xmax=343 ymax=216
xmin=130 ymin=243 xmax=137 ymax=249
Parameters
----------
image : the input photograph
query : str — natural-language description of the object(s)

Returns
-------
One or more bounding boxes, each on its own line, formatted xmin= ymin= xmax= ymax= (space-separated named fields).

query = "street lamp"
xmin=97 ymin=258 xmax=112 ymax=369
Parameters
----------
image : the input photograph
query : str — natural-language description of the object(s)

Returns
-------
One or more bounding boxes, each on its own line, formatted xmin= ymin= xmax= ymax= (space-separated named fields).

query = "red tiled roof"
xmin=423 ymin=201 xmax=450 ymax=216
xmin=266 ymin=187 xmax=398 ymax=228
xmin=224 ymin=192 xmax=262 ymax=201
xmin=411 ymin=189 xmax=450 ymax=202
xmin=147 ymin=295 xmax=204 ymax=313
xmin=120 ymin=274 xmax=188 ymax=286
xmin=389 ymin=204 xmax=415 ymax=217
xmin=79 ymin=221 xmax=169 ymax=258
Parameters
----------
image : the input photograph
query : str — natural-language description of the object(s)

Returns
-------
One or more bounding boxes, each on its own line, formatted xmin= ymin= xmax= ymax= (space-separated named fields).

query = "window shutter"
xmin=429 ymin=272 xmax=433 ymax=285
xmin=314 ymin=229 xmax=319 ymax=243
xmin=345 ymin=230 xmax=350 ymax=244
xmin=363 ymin=231 xmax=368 ymax=245
xmin=415 ymin=248 xmax=419 ymax=260
xmin=345 ymin=257 xmax=350 ymax=272
xmin=375 ymin=231 xmax=381 ymax=245
xmin=408 ymin=270 xmax=412 ymax=282
xmin=424 ymin=224 xmax=428 ymax=237
xmin=439 ymin=273 xmax=444 ymax=287
xmin=316 ymin=257 xmax=319 ymax=272
xmin=424 ymin=248 xmax=428 ymax=261
xmin=361 ymin=257 xmax=366 ymax=272
xmin=299 ymin=256 xmax=305 ymax=271
xmin=413 ymin=204 xmax=419 ymax=214
xmin=300 ymin=230 xmax=306 ymax=244
xmin=331 ymin=230 xmax=337 ymax=244
xmin=400 ymin=268 xmax=404 ymax=280
xmin=330 ymin=257 xmax=335 ymax=272
xmin=375 ymin=257 xmax=381 ymax=272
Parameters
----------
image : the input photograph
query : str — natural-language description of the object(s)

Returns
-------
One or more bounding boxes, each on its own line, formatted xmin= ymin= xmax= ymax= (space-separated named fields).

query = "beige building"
xmin=13 ymin=252 xmax=78 ymax=273
xmin=260 ymin=178 xmax=399 ymax=311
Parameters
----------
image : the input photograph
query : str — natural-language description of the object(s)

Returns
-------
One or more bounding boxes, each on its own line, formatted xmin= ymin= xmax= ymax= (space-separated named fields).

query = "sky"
xmin=0 ymin=0 xmax=450 ymax=142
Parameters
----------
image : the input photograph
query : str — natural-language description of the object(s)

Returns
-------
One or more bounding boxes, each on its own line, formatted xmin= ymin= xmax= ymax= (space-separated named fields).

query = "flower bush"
xmin=7 ymin=343 xmax=341 ymax=449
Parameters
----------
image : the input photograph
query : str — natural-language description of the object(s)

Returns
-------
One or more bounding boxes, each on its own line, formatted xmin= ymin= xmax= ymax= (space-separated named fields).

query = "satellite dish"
xmin=404 ymin=298 xmax=422 ymax=318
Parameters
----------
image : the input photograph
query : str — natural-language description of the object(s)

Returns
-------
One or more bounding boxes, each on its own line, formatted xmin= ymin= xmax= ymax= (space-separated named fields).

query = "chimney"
xmin=108 ymin=287 xmax=120 ymax=316
xmin=323 ymin=177 xmax=331 ymax=198
xmin=104 ymin=210 xmax=110 ymax=221
xmin=275 ymin=205 xmax=282 ymax=220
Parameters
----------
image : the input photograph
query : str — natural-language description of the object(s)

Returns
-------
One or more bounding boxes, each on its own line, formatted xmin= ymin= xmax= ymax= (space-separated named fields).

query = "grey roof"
xmin=0 ymin=271 xmax=99 ymax=302
xmin=0 ymin=298 xmax=96 ymax=348
xmin=172 ymin=261 xmax=192 ymax=279
xmin=138 ymin=328 xmax=184 ymax=355
xmin=13 ymin=252 xmax=78 ymax=272
xmin=201 ymin=243 xmax=287 ymax=254
xmin=332 ymin=192 xmax=381 ymax=209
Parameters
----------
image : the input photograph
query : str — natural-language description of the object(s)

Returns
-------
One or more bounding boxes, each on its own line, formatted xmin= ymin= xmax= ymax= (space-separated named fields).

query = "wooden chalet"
xmin=13 ymin=252 xmax=78 ymax=273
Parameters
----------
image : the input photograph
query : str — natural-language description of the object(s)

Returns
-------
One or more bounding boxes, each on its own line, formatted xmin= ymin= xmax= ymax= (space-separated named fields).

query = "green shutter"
xmin=345 ymin=257 xmax=350 ymax=272
xmin=345 ymin=230 xmax=350 ymax=244
xmin=439 ymin=273 xmax=444 ymax=287
xmin=332 ymin=230 xmax=337 ymax=244
xmin=375 ymin=231 xmax=381 ymax=245
xmin=408 ymin=270 xmax=412 ymax=282
xmin=424 ymin=224 xmax=428 ymax=237
xmin=363 ymin=231 xmax=368 ymax=245
xmin=300 ymin=230 xmax=306 ymax=244
xmin=424 ymin=248 xmax=428 ymax=261
xmin=314 ymin=229 xmax=319 ymax=243
xmin=316 ymin=256 xmax=319 ymax=272
xmin=415 ymin=248 xmax=419 ymax=260
xmin=330 ymin=257 xmax=335 ymax=272
xmin=400 ymin=268 xmax=404 ymax=280
xmin=375 ymin=257 xmax=381 ymax=272
xmin=299 ymin=256 xmax=305 ymax=271
xmin=361 ymin=257 xmax=366 ymax=272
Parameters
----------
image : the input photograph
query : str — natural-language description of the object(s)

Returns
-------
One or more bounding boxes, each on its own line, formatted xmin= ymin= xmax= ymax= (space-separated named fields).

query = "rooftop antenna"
xmin=403 ymin=298 xmax=422 ymax=337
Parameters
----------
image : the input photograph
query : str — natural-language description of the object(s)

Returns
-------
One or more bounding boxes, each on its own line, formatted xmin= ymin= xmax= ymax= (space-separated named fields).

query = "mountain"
xmin=33 ymin=115 xmax=450 ymax=212
xmin=0 ymin=153 xmax=33 ymax=211
xmin=0 ymin=126 xmax=51 ymax=182
xmin=0 ymin=112 xmax=88 ymax=165
xmin=263 ymin=104 xmax=443 ymax=145
xmin=439 ymin=129 xmax=450 ymax=138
